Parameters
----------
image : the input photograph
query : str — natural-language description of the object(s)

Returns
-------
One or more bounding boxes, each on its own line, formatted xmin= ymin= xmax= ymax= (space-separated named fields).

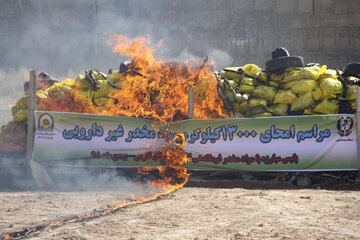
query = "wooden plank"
xmin=188 ymin=87 xmax=194 ymax=119
xmin=26 ymin=70 xmax=36 ymax=177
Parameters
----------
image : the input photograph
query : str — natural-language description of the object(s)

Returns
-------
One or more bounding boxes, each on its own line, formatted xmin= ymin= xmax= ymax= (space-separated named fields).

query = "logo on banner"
xmin=336 ymin=116 xmax=353 ymax=137
xmin=38 ymin=113 xmax=54 ymax=132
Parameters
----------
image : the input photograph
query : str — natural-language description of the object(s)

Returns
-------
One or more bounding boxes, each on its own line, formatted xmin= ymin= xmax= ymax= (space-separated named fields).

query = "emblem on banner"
xmin=336 ymin=116 xmax=353 ymax=137
xmin=38 ymin=113 xmax=54 ymax=132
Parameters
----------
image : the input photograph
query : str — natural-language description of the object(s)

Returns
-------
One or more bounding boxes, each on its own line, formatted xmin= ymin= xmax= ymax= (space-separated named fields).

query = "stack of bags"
xmin=216 ymin=64 xmax=359 ymax=118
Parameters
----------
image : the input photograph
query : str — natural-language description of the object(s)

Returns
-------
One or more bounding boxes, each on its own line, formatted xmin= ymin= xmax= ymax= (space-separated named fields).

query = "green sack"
xmin=274 ymin=90 xmax=297 ymax=104
xmin=290 ymin=92 xmax=315 ymax=111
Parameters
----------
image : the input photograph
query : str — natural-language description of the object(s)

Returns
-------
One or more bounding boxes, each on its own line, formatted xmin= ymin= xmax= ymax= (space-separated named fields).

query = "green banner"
xmin=33 ymin=111 xmax=359 ymax=171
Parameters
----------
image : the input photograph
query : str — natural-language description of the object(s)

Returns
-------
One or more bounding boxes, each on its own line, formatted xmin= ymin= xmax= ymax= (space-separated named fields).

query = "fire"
xmin=100 ymin=35 xmax=226 ymax=121
xmin=38 ymin=34 xmax=227 ymax=122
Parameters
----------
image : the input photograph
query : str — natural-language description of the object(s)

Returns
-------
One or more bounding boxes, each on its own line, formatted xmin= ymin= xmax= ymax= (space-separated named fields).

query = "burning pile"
xmin=0 ymin=35 xmax=227 ymax=153
xmin=37 ymin=35 xmax=227 ymax=121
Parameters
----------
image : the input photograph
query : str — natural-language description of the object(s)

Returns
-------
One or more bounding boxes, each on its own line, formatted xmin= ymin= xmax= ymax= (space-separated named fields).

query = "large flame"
xmin=38 ymin=34 xmax=226 ymax=122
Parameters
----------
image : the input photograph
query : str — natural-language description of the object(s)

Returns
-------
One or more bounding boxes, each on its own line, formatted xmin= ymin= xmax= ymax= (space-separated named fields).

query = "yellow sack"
xmin=242 ymin=64 xmax=260 ymax=77
xmin=15 ymin=95 xmax=29 ymax=109
xmin=238 ymin=84 xmax=255 ymax=94
xmin=88 ymin=80 xmax=111 ymax=100
xmin=258 ymin=71 xmax=267 ymax=82
xmin=269 ymin=81 xmax=280 ymax=88
xmin=108 ymin=71 xmax=124 ymax=83
xmin=219 ymin=79 xmax=237 ymax=91
xmin=274 ymin=90 xmax=297 ymax=104
xmin=269 ymin=104 xmax=288 ymax=116
xmin=73 ymin=74 xmax=91 ymax=90
xmin=351 ymin=101 xmax=356 ymax=111
xmin=252 ymin=86 xmax=276 ymax=103
xmin=237 ymin=77 xmax=254 ymax=86
xmin=291 ymin=79 xmax=318 ymax=95
xmin=270 ymin=72 xmax=285 ymax=82
xmin=10 ymin=105 xmax=21 ymax=117
xmin=62 ymin=78 xmax=75 ymax=88
xmin=222 ymin=67 xmax=241 ymax=80
xmin=13 ymin=109 xmax=28 ymax=122
xmin=313 ymin=98 xmax=339 ymax=114
xmin=320 ymin=69 xmax=337 ymax=79
xmin=346 ymin=84 xmax=357 ymax=100
xmin=290 ymin=92 xmax=315 ymax=111
xmin=93 ymin=71 xmax=107 ymax=80
xmin=46 ymin=83 xmax=72 ymax=99
xmin=282 ymin=65 xmax=325 ymax=82
xmin=319 ymin=78 xmax=343 ymax=97
xmin=238 ymin=99 xmax=267 ymax=113
xmin=312 ymin=87 xmax=325 ymax=101
xmin=232 ymin=102 xmax=242 ymax=112
xmin=283 ymin=80 xmax=297 ymax=89
xmin=303 ymin=108 xmax=317 ymax=115
xmin=222 ymin=91 xmax=241 ymax=102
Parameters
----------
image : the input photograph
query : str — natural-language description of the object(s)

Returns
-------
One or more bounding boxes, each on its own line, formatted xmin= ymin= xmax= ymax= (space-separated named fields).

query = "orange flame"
xmin=38 ymin=34 xmax=226 ymax=121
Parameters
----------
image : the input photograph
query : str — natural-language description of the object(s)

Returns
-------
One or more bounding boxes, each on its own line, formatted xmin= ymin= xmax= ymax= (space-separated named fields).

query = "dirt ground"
xmin=1 ymin=174 xmax=360 ymax=240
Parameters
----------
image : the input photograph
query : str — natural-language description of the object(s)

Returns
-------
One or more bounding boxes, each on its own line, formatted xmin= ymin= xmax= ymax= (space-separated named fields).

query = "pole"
xmin=188 ymin=87 xmax=194 ymax=119
xmin=356 ymin=87 xmax=360 ymax=171
xmin=26 ymin=70 xmax=36 ymax=178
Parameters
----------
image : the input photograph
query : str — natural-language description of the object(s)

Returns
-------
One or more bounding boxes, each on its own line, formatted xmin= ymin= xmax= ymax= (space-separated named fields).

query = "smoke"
xmin=45 ymin=165 xmax=161 ymax=194
xmin=0 ymin=68 xmax=28 ymax=125
xmin=207 ymin=49 xmax=234 ymax=70
xmin=0 ymin=0 xmax=233 ymax=77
